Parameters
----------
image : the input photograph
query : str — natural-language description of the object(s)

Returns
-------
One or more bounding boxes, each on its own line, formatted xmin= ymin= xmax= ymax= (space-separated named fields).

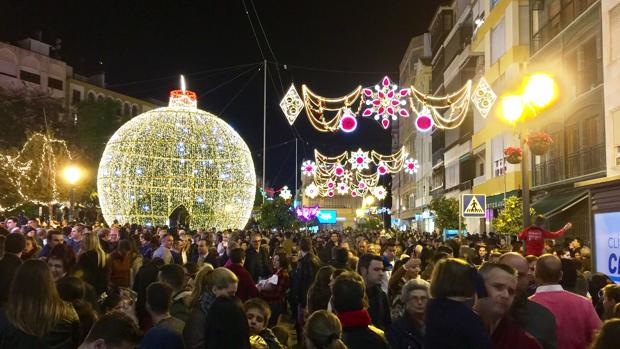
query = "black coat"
xmin=342 ymin=325 xmax=390 ymax=349
xmin=424 ymin=298 xmax=491 ymax=349
xmin=75 ymin=250 xmax=108 ymax=296
xmin=367 ymin=285 xmax=392 ymax=330
xmin=244 ymin=246 xmax=272 ymax=282
xmin=386 ymin=316 xmax=423 ymax=349
xmin=292 ymin=252 xmax=321 ymax=307
xmin=0 ymin=254 xmax=22 ymax=306
xmin=0 ymin=310 xmax=80 ymax=349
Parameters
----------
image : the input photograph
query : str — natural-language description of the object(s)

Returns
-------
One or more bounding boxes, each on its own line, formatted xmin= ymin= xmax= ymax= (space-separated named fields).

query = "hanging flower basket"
xmin=504 ymin=147 xmax=522 ymax=164
xmin=526 ymin=132 xmax=553 ymax=156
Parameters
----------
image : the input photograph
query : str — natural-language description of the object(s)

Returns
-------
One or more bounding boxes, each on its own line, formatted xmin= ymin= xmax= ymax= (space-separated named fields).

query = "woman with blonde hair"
xmin=0 ymin=259 xmax=79 ymax=347
xmin=304 ymin=310 xmax=348 ymax=349
xmin=184 ymin=267 xmax=239 ymax=349
xmin=75 ymin=231 xmax=109 ymax=295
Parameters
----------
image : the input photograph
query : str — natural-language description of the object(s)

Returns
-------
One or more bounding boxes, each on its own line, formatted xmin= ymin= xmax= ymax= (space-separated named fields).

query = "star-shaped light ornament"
xmin=305 ymin=183 xmax=319 ymax=198
xmin=279 ymin=84 xmax=304 ymax=125
xmin=471 ymin=77 xmax=496 ymax=118
xmin=371 ymin=186 xmax=387 ymax=200
xmin=362 ymin=76 xmax=410 ymax=129
xmin=404 ymin=158 xmax=419 ymax=175
xmin=301 ymin=160 xmax=317 ymax=177
xmin=336 ymin=182 xmax=349 ymax=195
xmin=349 ymin=148 xmax=371 ymax=170
xmin=279 ymin=186 xmax=292 ymax=200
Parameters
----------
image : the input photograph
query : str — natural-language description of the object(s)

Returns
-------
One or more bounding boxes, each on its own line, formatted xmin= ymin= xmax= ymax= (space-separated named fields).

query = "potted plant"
xmin=526 ymin=132 xmax=553 ymax=156
xmin=504 ymin=147 xmax=523 ymax=164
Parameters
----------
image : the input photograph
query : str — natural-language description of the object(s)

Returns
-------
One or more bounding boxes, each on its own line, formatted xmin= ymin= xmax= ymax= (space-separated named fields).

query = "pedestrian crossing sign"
xmin=462 ymin=194 xmax=486 ymax=217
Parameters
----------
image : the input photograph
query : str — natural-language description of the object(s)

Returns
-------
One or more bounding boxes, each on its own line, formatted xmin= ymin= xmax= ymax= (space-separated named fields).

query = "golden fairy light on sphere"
xmin=97 ymin=84 xmax=256 ymax=229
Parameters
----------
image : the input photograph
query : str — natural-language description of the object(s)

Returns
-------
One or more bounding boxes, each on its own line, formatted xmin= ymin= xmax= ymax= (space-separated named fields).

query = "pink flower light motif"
xmin=327 ymin=190 xmax=334 ymax=197
xmin=358 ymin=181 xmax=367 ymax=190
xmin=349 ymin=149 xmax=371 ymax=170
xmin=404 ymin=158 xmax=419 ymax=175
xmin=334 ymin=165 xmax=345 ymax=177
xmin=362 ymin=76 xmax=410 ymax=130
xmin=377 ymin=162 xmax=388 ymax=175
xmin=351 ymin=190 xmax=358 ymax=197
xmin=326 ymin=180 xmax=335 ymax=189
xmin=301 ymin=160 xmax=317 ymax=177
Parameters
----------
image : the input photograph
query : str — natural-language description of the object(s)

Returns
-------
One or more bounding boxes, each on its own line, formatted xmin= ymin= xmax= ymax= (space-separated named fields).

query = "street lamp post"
xmin=501 ymin=73 xmax=558 ymax=229
xmin=63 ymin=165 xmax=82 ymax=222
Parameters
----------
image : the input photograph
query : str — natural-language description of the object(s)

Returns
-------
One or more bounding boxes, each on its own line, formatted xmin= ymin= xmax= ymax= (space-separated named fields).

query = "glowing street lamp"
xmin=501 ymin=95 xmax=525 ymax=124
xmin=63 ymin=165 xmax=83 ymax=222
xmin=522 ymin=73 xmax=557 ymax=109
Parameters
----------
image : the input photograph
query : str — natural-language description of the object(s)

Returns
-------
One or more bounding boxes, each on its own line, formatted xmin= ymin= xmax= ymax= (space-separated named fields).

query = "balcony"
xmin=430 ymin=8 xmax=454 ymax=56
xmin=533 ymin=143 xmax=605 ymax=187
xmin=531 ymin=0 xmax=599 ymax=53
xmin=444 ymin=24 xmax=473 ymax=68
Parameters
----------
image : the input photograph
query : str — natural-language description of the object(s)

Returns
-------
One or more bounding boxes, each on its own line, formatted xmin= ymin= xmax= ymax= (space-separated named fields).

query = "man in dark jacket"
xmin=292 ymin=237 xmax=321 ymax=338
xmin=358 ymin=254 xmax=391 ymax=330
xmin=244 ymin=232 xmax=272 ymax=282
xmin=332 ymin=271 xmax=389 ymax=349
xmin=0 ymin=233 xmax=25 ymax=305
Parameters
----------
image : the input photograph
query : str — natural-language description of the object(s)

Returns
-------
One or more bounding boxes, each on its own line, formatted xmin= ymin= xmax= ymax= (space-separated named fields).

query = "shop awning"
xmin=487 ymin=190 xmax=521 ymax=209
xmin=531 ymin=191 xmax=588 ymax=218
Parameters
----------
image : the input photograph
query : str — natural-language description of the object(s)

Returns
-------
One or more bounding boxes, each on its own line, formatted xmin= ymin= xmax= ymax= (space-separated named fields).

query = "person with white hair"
xmin=386 ymin=279 xmax=430 ymax=349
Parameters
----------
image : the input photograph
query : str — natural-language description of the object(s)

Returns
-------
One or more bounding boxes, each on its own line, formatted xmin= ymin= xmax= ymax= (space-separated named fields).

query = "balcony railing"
xmin=531 ymin=0 xmax=598 ymax=53
xmin=533 ymin=143 xmax=605 ymax=186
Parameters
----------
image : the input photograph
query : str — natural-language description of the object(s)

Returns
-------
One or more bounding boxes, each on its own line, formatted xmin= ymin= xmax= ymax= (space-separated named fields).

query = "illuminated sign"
xmin=317 ymin=210 xmax=337 ymax=224
xmin=594 ymin=212 xmax=620 ymax=282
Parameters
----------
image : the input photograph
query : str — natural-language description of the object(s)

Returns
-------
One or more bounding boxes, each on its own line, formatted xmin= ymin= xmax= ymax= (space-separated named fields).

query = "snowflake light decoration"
xmin=362 ymin=76 xmax=410 ymax=129
xmin=305 ymin=183 xmax=319 ymax=198
xmin=404 ymin=158 xmax=419 ymax=174
xmin=349 ymin=148 xmax=371 ymax=170
xmin=371 ymin=186 xmax=387 ymax=200
xmin=279 ymin=84 xmax=304 ymax=125
xmin=98 ymin=86 xmax=256 ymax=229
xmin=336 ymin=182 xmax=349 ymax=194
xmin=279 ymin=186 xmax=292 ymax=200
xmin=471 ymin=77 xmax=496 ymax=118
xmin=301 ymin=160 xmax=317 ymax=177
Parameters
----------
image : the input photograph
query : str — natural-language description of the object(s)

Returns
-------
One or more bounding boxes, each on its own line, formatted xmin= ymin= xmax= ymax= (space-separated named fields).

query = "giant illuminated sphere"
xmin=97 ymin=89 xmax=256 ymax=229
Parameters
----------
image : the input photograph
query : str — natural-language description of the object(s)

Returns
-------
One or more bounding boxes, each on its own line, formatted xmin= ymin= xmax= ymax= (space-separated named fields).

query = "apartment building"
xmin=0 ymin=37 xmax=157 ymax=124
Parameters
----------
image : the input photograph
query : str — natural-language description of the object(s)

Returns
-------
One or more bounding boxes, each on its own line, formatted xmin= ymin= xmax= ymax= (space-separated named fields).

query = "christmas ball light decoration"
xmin=339 ymin=108 xmax=358 ymax=133
xmin=415 ymin=107 xmax=434 ymax=132
xmin=97 ymin=82 xmax=256 ymax=229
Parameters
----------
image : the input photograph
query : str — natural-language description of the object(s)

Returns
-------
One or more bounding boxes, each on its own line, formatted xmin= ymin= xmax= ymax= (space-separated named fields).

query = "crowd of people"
xmin=0 ymin=214 xmax=619 ymax=349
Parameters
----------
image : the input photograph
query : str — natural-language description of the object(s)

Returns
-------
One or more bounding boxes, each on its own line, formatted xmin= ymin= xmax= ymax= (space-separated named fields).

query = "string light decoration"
xmin=305 ymin=147 xmax=412 ymax=200
xmin=279 ymin=186 xmax=292 ymax=200
xmin=279 ymin=84 xmax=304 ymax=125
xmin=410 ymin=80 xmax=472 ymax=130
xmin=361 ymin=76 xmax=410 ymax=129
xmin=301 ymin=85 xmax=363 ymax=133
xmin=470 ymin=77 xmax=496 ymax=118
xmin=97 ymin=81 xmax=256 ymax=230
xmin=0 ymin=132 xmax=73 ymax=208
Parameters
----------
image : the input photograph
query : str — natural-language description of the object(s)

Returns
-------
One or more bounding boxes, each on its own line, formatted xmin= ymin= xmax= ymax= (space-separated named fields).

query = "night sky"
xmin=1 ymin=0 xmax=446 ymax=190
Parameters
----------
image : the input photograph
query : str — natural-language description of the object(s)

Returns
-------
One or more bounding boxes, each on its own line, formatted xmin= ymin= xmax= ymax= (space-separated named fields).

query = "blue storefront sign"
xmin=317 ymin=210 xmax=337 ymax=224
xmin=594 ymin=212 xmax=620 ymax=283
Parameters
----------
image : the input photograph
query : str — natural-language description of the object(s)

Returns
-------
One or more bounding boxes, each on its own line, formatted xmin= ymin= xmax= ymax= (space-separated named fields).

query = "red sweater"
xmin=227 ymin=263 xmax=259 ymax=301
xmin=518 ymin=225 xmax=566 ymax=256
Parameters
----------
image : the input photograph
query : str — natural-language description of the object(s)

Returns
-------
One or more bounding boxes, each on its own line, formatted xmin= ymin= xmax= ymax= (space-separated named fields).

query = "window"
xmin=0 ymin=60 xmax=17 ymax=77
xmin=72 ymin=90 xmax=81 ymax=105
xmin=20 ymin=70 xmax=40 ymax=84
xmin=445 ymin=162 xmax=460 ymax=189
xmin=583 ymin=116 xmax=601 ymax=147
xmin=519 ymin=5 xmax=530 ymax=45
xmin=491 ymin=135 xmax=506 ymax=177
xmin=48 ymin=77 xmax=63 ymax=90
xmin=490 ymin=18 xmax=506 ymax=64
xmin=566 ymin=124 xmax=579 ymax=154
xmin=612 ymin=4 xmax=620 ymax=61
xmin=131 ymin=105 xmax=139 ymax=116
xmin=87 ymin=91 xmax=95 ymax=102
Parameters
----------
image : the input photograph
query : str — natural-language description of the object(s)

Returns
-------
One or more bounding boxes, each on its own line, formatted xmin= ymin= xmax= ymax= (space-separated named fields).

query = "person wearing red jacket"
xmin=519 ymin=216 xmax=572 ymax=256
xmin=226 ymin=247 xmax=259 ymax=302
